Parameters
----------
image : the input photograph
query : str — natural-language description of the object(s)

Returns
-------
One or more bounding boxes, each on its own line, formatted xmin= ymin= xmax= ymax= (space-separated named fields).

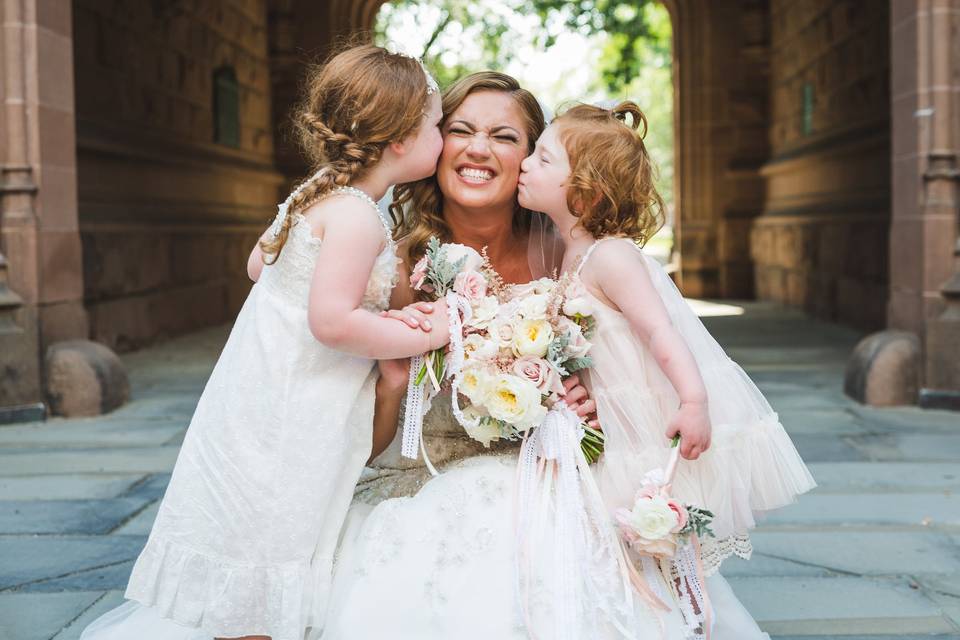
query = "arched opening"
xmin=372 ymin=0 xmax=677 ymax=267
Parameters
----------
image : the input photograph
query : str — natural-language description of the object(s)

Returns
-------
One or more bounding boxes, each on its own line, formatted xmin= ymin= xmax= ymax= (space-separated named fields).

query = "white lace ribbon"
xmin=400 ymin=291 xmax=473 ymax=472
xmin=515 ymin=403 xmax=653 ymax=640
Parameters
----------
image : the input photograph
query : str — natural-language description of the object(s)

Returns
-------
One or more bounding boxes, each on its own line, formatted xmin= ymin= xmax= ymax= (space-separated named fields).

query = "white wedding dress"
xmin=81 ymin=192 xmax=400 ymax=640
xmin=318 ymin=259 xmax=800 ymax=639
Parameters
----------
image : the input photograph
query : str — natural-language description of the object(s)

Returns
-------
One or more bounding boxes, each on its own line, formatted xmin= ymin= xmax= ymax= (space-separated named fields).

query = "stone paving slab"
xmin=749 ymin=530 xmax=960 ymax=576
xmin=0 ymin=475 xmax=144 ymax=501
xmin=50 ymin=591 xmax=125 ymax=640
xmin=730 ymin=575 xmax=958 ymax=636
xmin=0 ymin=419 xmax=187 ymax=449
xmin=25 ymin=560 xmax=135 ymax=593
xmin=775 ymin=409 xmax=869 ymax=436
xmin=805 ymin=462 xmax=960 ymax=493
xmin=762 ymin=493 xmax=960 ymax=528
xmin=0 ymin=536 xmax=145 ymax=590
xmin=847 ymin=433 xmax=960 ymax=462
xmin=783 ymin=434 xmax=869 ymax=463
xmin=0 ymin=446 xmax=180 ymax=476
xmin=114 ymin=501 xmax=159 ymax=535
xmin=0 ymin=498 xmax=151 ymax=535
xmin=0 ymin=592 xmax=102 ymax=640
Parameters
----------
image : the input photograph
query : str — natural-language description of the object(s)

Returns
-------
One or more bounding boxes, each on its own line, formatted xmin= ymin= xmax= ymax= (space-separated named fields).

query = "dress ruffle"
xmin=124 ymin=533 xmax=330 ymax=640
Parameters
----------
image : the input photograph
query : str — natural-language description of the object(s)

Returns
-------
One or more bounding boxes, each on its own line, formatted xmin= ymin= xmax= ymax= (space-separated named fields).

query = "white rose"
xmin=463 ymin=333 xmax=498 ymax=362
xmin=512 ymin=318 xmax=555 ymax=358
xmin=518 ymin=293 xmax=549 ymax=320
xmin=483 ymin=373 xmax=546 ymax=428
xmin=442 ymin=243 xmax=484 ymax=271
xmin=488 ymin=314 xmax=517 ymax=348
xmin=467 ymin=295 xmax=499 ymax=331
xmin=462 ymin=407 xmax=501 ymax=447
xmin=510 ymin=277 xmax=554 ymax=298
xmin=459 ymin=364 xmax=492 ymax=405
xmin=624 ymin=496 xmax=680 ymax=541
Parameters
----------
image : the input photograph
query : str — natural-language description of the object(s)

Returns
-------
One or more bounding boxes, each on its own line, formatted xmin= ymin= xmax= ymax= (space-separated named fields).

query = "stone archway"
xmin=270 ymin=0 xmax=770 ymax=300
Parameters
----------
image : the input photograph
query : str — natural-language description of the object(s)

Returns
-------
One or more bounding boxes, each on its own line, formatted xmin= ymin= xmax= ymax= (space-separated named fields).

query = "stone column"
xmin=918 ymin=0 xmax=960 ymax=406
xmin=1 ymin=0 xmax=113 ymax=419
xmin=1 ymin=0 xmax=44 ymax=415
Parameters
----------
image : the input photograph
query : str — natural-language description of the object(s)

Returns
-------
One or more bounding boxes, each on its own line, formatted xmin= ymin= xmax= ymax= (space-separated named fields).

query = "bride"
xmin=317 ymin=71 xmax=770 ymax=640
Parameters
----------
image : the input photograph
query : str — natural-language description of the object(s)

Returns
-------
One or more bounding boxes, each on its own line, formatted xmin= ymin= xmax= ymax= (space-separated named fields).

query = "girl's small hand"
xmin=379 ymin=301 xmax=437 ymax=331
xmin=666 ymin=401 xmax=711 ymax=460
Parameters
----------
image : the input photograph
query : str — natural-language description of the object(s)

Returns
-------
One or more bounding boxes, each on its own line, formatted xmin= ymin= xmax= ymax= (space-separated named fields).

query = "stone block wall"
xmin=72 ymin=0 xmax=283 ymax=351
xmin=754 ymin=0 xmax=891 ymax=330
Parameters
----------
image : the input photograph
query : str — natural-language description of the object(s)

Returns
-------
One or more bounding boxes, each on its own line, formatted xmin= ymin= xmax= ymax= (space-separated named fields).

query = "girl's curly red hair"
xmin=553 ymin=101 xmax=664 ymax=245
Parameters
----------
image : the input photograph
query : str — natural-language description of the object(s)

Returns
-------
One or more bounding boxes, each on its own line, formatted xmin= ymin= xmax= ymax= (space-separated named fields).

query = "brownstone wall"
xmin=753 ymin=0 xmax=890 ymax=330
xmin=72 ymin=0 xmax=282 ymax=351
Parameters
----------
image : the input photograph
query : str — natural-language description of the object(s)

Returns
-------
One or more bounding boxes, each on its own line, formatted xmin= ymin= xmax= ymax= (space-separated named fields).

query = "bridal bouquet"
xmin=450 ymin=272 xmax=598 ymax=455
xmin=401 ymin=238 xmax=604 ymax=465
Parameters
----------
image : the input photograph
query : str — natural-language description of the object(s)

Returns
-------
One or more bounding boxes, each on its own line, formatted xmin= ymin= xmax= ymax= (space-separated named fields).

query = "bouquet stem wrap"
xmin=515 ymin=403 xmax=669 ymax=640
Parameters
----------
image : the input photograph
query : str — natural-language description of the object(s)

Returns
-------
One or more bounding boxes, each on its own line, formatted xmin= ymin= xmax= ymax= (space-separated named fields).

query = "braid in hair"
xmin=258 ymin=42 xmax=432 ymax=262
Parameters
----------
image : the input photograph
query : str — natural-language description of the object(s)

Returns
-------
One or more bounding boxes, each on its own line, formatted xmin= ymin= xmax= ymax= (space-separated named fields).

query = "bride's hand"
xmin=665 ymin=401 xmax=712 ymax=460
xmin=561 ymin=374 xmax=600 ymax=429
xmin=379 ymin=301 xmax=437 ymax=331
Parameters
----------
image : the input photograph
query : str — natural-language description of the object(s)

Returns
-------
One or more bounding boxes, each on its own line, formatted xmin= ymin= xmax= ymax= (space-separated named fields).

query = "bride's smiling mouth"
xmin=455 ymin=163 xmax=497 ymax=185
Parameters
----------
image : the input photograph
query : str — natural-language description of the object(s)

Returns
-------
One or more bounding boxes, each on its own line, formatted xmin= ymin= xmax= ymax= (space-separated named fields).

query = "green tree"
xmin=375 ymin=0 xmax=673 ymax=212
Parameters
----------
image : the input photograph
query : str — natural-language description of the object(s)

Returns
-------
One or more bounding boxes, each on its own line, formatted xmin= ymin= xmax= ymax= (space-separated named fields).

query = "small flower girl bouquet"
xmin=616 ymin=437 xmax=718 ymax=639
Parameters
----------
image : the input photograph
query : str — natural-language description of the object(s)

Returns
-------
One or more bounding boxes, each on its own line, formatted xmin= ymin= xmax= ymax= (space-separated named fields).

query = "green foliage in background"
xmin=375 ymin=0 xmax=673 ymax=210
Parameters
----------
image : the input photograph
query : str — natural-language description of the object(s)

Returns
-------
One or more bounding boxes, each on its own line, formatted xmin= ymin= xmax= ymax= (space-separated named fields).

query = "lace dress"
xmin=80 ymin=193 xmax=400 ymax=640
xmin=317 ymin=278 xmax=781 ymax=639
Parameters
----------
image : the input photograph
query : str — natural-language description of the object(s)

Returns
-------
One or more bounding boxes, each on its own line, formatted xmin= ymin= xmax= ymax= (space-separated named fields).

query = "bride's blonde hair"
xmin=260 ymin=42 xmax=433 ymax=262
xmin=390 ymin=71 xmax=545 ymax=263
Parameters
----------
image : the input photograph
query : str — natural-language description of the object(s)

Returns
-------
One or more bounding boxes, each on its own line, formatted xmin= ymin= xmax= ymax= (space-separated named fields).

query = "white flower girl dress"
xmin=80 ymin=188 xmax=399 ymax=640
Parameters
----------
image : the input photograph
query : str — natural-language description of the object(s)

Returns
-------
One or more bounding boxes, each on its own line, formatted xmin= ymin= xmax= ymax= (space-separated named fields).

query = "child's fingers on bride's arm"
xmin=381 ymin=308 xmax=429 ymax=330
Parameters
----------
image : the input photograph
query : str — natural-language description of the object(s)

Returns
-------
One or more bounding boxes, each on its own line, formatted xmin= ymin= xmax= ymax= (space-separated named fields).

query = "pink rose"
xmin=666 ymin=499 xmax=689 ymax=533
xmin=410 ymin=255 xmax=431 ymax=290
xmin=512 ymin=356 xmax=565 ymax=395
xmin=453 ymin=270 xmax=488 ymax=301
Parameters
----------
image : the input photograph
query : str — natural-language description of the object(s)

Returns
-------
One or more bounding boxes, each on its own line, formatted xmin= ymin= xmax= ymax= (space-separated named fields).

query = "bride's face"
xmin=436 ymin=91 xmax=529 ymax=212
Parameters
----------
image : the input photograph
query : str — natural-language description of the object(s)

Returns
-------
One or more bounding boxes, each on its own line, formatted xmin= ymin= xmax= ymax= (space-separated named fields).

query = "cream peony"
xmin=459 ymin=364 xmax=492 ymax=405
xmin=512 ymin=319 xmax=555 ymax=358
xmin=483 ymin=373 xmax=546 ymax=428
xmin=442 ymin=243 xmax=484 ymax=271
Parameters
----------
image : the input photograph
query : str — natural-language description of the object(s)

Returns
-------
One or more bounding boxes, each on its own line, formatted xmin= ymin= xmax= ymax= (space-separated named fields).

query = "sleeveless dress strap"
xmin=325 ymin=186 xmax=394 ymax=250
xmin=575 ymin=236 xmax=633 ymax=277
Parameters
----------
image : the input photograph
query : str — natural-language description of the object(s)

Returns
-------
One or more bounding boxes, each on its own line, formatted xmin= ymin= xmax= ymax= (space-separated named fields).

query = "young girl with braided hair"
xmin=80 ymin=44 xmax=448 ymax=640
xmin=518 ymin=101 xmax=815 ymax=638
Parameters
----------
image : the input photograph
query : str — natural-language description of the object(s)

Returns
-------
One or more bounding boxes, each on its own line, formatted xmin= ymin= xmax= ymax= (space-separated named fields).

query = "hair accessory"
xmin=387 ymin=45 xmax=439 ymax=96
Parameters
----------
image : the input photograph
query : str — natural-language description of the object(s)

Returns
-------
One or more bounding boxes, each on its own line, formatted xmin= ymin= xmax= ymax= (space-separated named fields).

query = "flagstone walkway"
xmin=1 ymin=301 xmax=959 ymax=640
